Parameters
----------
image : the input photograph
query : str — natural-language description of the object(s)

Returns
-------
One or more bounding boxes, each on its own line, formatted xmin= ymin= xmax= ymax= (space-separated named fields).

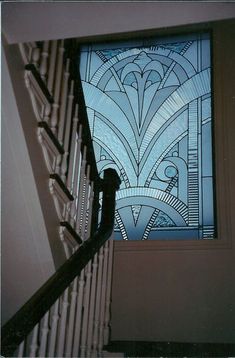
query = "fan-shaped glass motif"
xmin=79 ymin=32 xmax=215 ymax=240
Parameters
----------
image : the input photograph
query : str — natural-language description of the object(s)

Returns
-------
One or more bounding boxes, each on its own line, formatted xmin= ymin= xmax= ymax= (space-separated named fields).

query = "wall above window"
xmin=2 ymin=3 xmax=235 ymax=44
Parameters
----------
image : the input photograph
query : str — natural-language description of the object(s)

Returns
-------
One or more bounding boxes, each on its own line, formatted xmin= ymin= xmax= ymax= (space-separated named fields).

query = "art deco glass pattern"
xmin=79 ymin=32 xmax=215 ymax=240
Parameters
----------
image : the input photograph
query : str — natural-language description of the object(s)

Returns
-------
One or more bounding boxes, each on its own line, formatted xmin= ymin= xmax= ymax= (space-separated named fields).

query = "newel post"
xmin=100 ymin=169 xmax=121 ymax=231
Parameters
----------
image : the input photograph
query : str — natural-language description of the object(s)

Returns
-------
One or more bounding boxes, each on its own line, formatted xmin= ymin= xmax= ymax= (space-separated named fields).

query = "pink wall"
xmin=111 ymin=20 xmax=235 ymax=343
xmin=2 ymin=2 xmax=235 ymax=44
xmin=3 ymin=39 xmax=67 ymax=269
xmin=1 ymin=43 xmax=58 ymax=324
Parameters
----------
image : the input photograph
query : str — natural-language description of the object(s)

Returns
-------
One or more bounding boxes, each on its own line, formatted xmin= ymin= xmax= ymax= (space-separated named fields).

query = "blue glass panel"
xmin=80 ymin=32 xmax=215 ymax=240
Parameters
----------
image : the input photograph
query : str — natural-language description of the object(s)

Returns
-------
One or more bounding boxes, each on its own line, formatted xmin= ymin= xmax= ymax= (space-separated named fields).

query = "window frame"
xmin=78 ymin=19 xmax=234 ymax=251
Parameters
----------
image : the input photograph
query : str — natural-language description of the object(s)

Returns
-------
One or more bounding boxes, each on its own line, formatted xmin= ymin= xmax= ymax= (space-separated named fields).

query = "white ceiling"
xmin=2 ymin=2 xmax=235 ymax=44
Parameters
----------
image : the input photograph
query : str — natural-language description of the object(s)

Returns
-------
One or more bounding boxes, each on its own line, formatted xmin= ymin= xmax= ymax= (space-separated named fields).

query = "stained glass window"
xmin=79 ymin=32 xmax=216 ymax=240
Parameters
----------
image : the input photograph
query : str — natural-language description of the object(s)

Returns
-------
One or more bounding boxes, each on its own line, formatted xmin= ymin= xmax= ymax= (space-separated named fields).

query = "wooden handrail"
xmin=1 ymin=168 xmax=121 ymax=357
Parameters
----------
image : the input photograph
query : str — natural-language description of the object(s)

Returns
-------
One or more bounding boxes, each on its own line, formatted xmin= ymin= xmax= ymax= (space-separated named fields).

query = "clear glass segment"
xmin=79 ymin=32 xmax=215 ymax=240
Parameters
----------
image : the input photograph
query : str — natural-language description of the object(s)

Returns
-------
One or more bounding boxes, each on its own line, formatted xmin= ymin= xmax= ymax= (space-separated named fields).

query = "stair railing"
xmin=19 ymin=39 xmax=100 ymax=242
xmin=1 ymin=168 xmax=120 ymax=357
xmin=1 ymin=39 xmax=121 ymax=357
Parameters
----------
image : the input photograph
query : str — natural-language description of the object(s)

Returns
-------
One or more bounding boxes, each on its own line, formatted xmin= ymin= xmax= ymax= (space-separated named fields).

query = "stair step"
xmin=38 ymin=121 xmax=64 ymax=155
xmin=25 ymin=64 xmax=54 ymax=103
xmin=103 ymin=351 xmax=125 ymax=357
xmin=106 ymin=341 xmax=235 ymax=357
xmin=60 ymin=221 xmax=82 ymax=245
xmin=49 ymin=173 xmax=74 ymax=201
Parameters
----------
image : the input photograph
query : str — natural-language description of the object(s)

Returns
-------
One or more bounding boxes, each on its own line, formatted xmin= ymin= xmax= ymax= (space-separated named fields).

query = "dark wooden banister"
xmin=1 ymin=168 xmax=121 ymax=357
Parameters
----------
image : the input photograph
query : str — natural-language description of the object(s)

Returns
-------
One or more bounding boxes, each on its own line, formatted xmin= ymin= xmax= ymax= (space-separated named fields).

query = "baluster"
xmin=56 ymin=289 xmax=69 ymax=357
xmin=58 ymin=59 xmax=70 ymax=145
xmin=104 ymin=238 xmax=114 ymax=345
xmin=50 ymin=40 xmax=65 ymax=134
xmin=67 ymin=104 xmax=79 ymax=192
xmin=38 ymin=41 xmax=51 ymax=124
xmin=60 ymin=232 xmax=71 ymax=259
xmin=77 ymin=175 xmax=86 ymax=238
xmin=38 ymin=311 xmax=49 ymax=357
xmin=75 ymin=146 xmax=87 ymax=236
xmin=80 ymin=165 xmax=91 ymax=240
xmin=69 ymin=125 xmax=82 ymax=227
xmin=31 ymin=43 xmax=41 ymax=69
xmin=47 ymin=40 xmax=58 ymax=94
xmin=98 ymin=240 xmax=109 ymax=354
xmin=43 ymin=103 xmax=51 ymax=124
xmin=61 ymin=80 xmax=74 ymax=182
xmin=55 ymin=154 xmax=62 ymax=176
xmin=98 ymin=191 xmax=103 ymax=225
xmin=85 ymin=181 xmax=94 ymax=240
xmin=47 ymin=300 xmax=60 ymax=357
xmin=29 ymin=324 xmax=39 ymax=357
xmin=86 ymin=253 xmax=98 ymax=358
xmin=80 ymin=261 xmax=92 ymax=357
xmin=64 ymin=277 xmax=78 ymax=357
xmin=91 ymin=247 xmax=104 ymax=357
xmin=17 ymin=340 xmax=25 ymax=357
xmin=39 ymin=41 xmax=49 ymax=82
xmin=72 ymin=269 xmax=85 ymax=357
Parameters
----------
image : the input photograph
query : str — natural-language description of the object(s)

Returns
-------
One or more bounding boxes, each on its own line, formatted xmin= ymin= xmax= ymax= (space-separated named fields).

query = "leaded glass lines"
xmin=80 ymin=32 xmax=215 ymax=240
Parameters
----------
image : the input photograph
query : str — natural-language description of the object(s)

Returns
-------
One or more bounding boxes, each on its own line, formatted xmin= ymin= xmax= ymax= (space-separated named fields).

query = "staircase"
xmin=2 ymin=37 xmax=235 ymax=358
xmin=1 ymin=39 xmax=123 ymax=358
